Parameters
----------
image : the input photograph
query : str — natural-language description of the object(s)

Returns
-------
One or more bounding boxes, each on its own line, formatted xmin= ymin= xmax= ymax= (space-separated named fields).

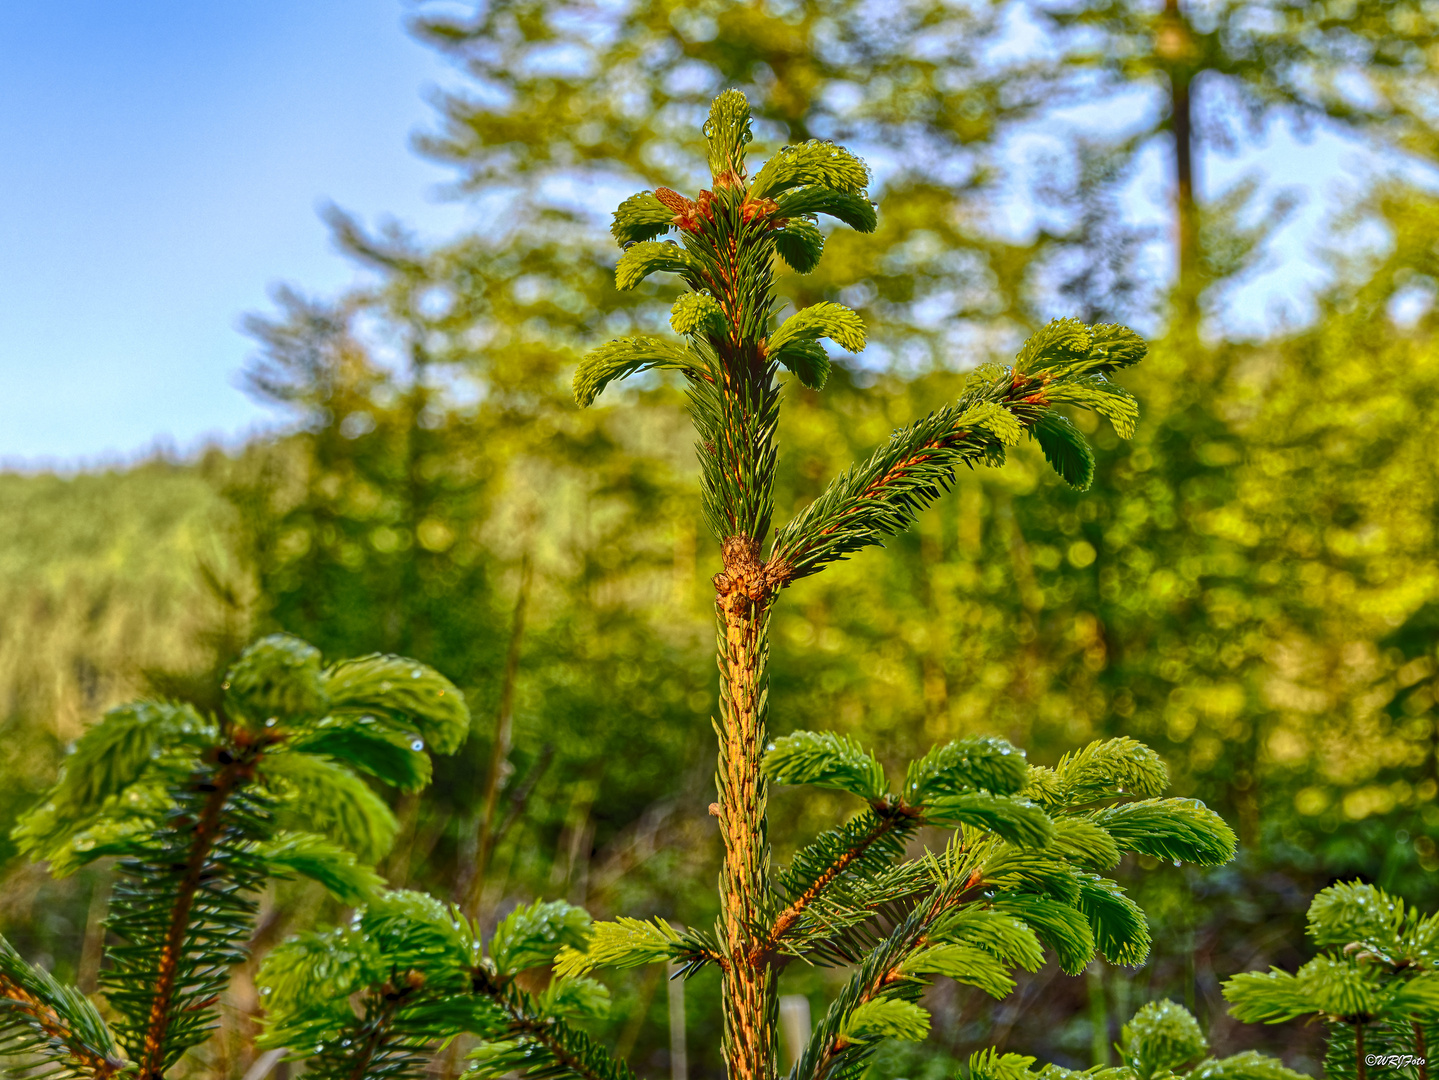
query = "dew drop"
xmin=265 ymin=718 xmax=277 ymax=728
xmin=411 ymin=669 xmax=422 ymax=679
xmin=766 ymin=742 xmax=776 ymax=751
xmin=1172 ymin=859 xmax=1182 ymax=867
xmin=221 ymin=681 xmax=231 ymax=690
xmin=260 ymin=986 xmax=272 ymax=996
xmin=411 ymin=739 xmax=425 ymax=752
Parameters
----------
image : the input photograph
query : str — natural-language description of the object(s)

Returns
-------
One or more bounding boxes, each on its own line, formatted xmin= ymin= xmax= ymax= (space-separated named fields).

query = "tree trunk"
xmin=1160 ymin=0 xmax=1199 ymax=308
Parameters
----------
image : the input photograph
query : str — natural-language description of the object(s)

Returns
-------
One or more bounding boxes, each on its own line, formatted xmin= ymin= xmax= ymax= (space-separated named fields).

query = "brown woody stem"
xmin=0 ymin=974 xmax=125 ymax=1078
xmin=752 ymin=813 xmax=903 ymax=966
xmin=714 ymin=534 xmax=777 ymax=1080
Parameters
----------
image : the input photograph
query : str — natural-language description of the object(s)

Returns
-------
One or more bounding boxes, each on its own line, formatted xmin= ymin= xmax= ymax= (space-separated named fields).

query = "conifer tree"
xmin=968 ymin=998 xmax=1305 ymax=1080
xmin=0 ymin=633 xmax=469 ymax=1079
xmin=1225 ymin=881 xmax=1439 ymax=1080
xmin=554 ymin=89 xmax=1237 ymax=1080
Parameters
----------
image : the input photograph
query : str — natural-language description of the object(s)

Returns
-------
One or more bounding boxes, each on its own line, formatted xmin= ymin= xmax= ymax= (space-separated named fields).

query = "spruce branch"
xmin=762 ymin=810 xmax=917 ymax=964
xmin=105 ymin=757 xmax=273 ymax=1079
xmin=1225 ymin=882 xmax=1439 ymax=1080
xmin=260 ymin=891 xmax=632 ymax=1080
xmin=8 ymin=633 xmax=468 ymax=1080
xmin=615 ymin=241 xmax=703 ymax=291
xmin=1086 ymin=798 xmax=1237 ymax=866
xmin=773 ymin=188 xmax=877 ymax=233
xmin=573 ymin=337 xmax=700 ymax=408
xmin=768 ymin=302 xmax=866 ymax=355
xmin=767 ymin=321 xmax=1147 ymax=586
xmin=763 ymin=732 xmax=888 ymax=801
xmin=749 ymin=141 xmax=871 ymax=200
xmin=965 ymin=1001 xmax=1308 ymax=1080
xmin=789 ymin=864 xmax=986 ymax=1080
xmin=611 ymin=191 xmax=675 ymax=246
xmin=773 ymin=220 xmax=825 ymax=274
xmin=0 ymin=934 xmax=126 ymax=1078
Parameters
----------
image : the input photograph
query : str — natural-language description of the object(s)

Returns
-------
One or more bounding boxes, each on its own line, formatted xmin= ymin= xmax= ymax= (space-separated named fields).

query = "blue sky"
xmin=0 ymin=2 xmax=1394 ymax=465
xmin=0 ymin=1 xmax=467 ymax=465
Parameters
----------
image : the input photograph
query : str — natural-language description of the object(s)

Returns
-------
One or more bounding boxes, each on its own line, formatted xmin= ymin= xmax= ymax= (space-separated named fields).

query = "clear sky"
xmin=0 ymin=1 xmax=467 ymax=465
xmin=0 ymin=2 xmax=1394 ymax=466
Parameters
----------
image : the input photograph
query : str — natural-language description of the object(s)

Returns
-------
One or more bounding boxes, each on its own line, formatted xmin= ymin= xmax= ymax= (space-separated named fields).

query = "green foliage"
xmin=1225 ymin=883 xmax=1439 ymax=1080
xmin=1032 ymin=414 xmax=1096 ymax=491
xmin=843 ymin=996 xmax=932 ymax=1042
xmin=614 ymin=241 xmax=699 ymax=292
xmin=775 ymin=187 xmax=877 ymax=233
xmin=770 ymin=301 xmax=867 ymax=355
xmin=670 ymin=293 xmax=724 ymax=336
xmin=321 ymin=652 xmax=469 ymax=755
xmin=967 ymin=1000 xmax=1308 ymax=1080
xmin=704 ymin=88 xmax=754 ymax=183
xmin=224 ymin=633 xmax=328 ymax=727
xmin=1037 ymin=738 xmax=1171 ymax=806
xmin=749 ymin=140 xmax=872 ymax=199
xmin=905 ymin=736 xmax=1030 ymax=801
xmin=489 ymin=898 xmax=592 ymax=976
xmin=763 ymin=731 xmax=888 ymax=801
xmin=969 ymin=1048 xmax=1045 ymax=1080
xmin=261 ymin=751 xmax=399 ymax=863
xmin=1046 ymin=818 xmax=1122 ymax=871
xmin=0 ymin=932 xmax=124 ymax=1077
xmin=255 ymin=832 xmax=386 ymax=905
xmin=259 ymin=891 xmax=630 ymax=1080
xmin=774 ymin=218 xmax=825 ymax=275
xmin=924 ymin=792 xmax=1054 ymax=847
xmin=554 ymin=917 xmax=682 ymax=978
xmin=290 ymin=723 xmax=432 ymax=792
xmin=1015 ymin=320 xmax=1147 ymax=379
xmin=12 ymin=702 xmax=216 ymax=872
xmin=932 ymin=906 xmax=1046 ymax=972
xmin=902 ymin=943 xmax=1019 ymax=998
xmin=774 ymin=337 xmax=832 ymax=389
xmin=611 ymin=191 xmax=674 ymax=246
xmin=1121 ymin=999 xmax=1206 ymax=1078
xmin=572 ymin=337 xmax=697 ymax=408
xmin=1087 ymin=799 xmax=1238 ymax=866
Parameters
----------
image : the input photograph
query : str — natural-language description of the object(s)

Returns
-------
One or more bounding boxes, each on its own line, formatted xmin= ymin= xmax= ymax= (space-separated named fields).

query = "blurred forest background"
xmin=3 ymin=1 xmax=1439 ymax=1077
